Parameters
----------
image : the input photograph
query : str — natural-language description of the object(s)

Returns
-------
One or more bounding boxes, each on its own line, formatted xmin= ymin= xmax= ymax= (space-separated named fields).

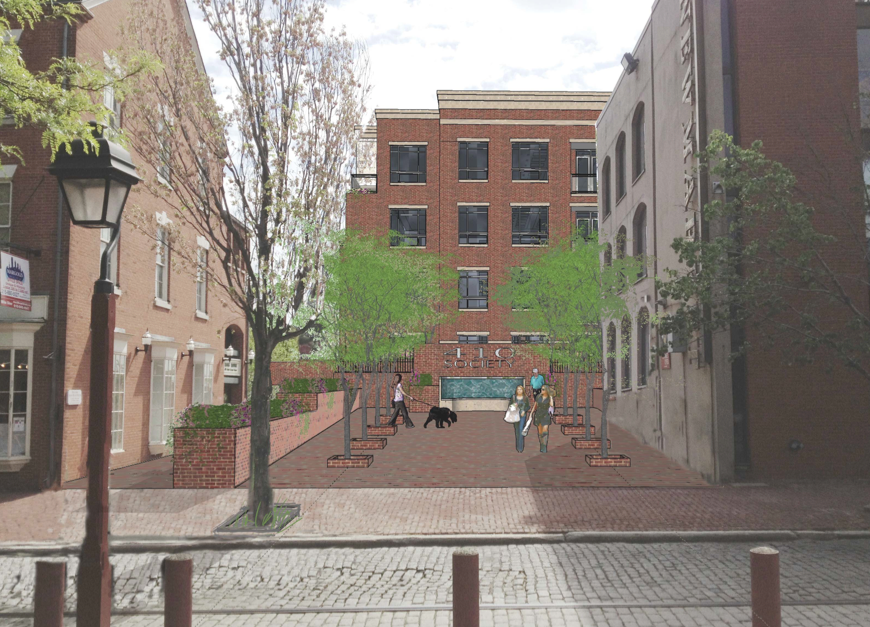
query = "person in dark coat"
xmin=507 ymin=384 xmax=531 ymax=453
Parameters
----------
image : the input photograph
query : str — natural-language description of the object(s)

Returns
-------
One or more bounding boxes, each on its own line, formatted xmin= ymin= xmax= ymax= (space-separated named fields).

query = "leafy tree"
xmin=312 ymin=230 xmax=457 ymax=458
xmin=0 ymin=0 xmax=153 ymax=164
xmin=655 ymin=131 xmax=870 ymax=382
xmin=121 ymin=0 xmax=370 ymax=525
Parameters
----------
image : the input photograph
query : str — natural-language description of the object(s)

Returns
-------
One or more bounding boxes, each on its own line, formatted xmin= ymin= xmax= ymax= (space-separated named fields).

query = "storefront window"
xmin=0 ymin=348 xmax=29 ymax=458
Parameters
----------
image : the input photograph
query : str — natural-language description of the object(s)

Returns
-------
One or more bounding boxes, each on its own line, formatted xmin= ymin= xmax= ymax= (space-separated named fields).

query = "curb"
xmin=1 ymin=530 xmax=869 ymax=556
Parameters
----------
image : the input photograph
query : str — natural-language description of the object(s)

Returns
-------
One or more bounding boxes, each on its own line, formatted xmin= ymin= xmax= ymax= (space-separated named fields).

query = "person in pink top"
xmin=388 ymin=373 xmax=416 ymax=428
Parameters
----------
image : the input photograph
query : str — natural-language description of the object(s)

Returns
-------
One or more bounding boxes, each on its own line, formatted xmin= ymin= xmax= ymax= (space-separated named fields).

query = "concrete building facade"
xmin=0 ymin=0 xmax=248 ymax=492
xmin=597 ymin=0 xmax=870 ymax=483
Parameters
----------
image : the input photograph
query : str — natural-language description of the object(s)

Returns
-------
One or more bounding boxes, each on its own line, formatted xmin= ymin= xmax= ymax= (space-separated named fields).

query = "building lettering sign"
xmin=680 ymin=0 xmax=699 ymax=216
xmin=0 ymin=252 xmax=31 ymax=311
xmin=444 ymin=346 xmax=514 ymax=369
xmin=223 ymin=358 xmax=242 ymax=376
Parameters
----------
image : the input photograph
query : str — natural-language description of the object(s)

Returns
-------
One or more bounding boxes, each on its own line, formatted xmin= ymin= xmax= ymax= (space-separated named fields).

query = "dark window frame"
xmin=573 ymin=210 xmax=599 ymax=242
xmin=633 ymin=204 xmax=647 ymax=279
xmin=621 ymin=315 xmax=632 ymax=391
xmin=607 ymin=323 xmax=617 ymax=394
xmin=573 ymin=148 xmax=598 ymax=193
xmin=459 ymin=269 xmax=488 ymax=310
xmin=459 ymin=205 xmax=488 ymax=245
xmin=511 ymin=334 xmax=548 ymax=344
xmin=458 ymin=335 xmax=489 ymax=344
xmin=512 ymin=206 xmax=549 ymax=246
xmin=511 ymin=142 xmax=549 ymax=181
xmin=637 ymin=308 xmax=649 ymax=387
xmin=390 ymin=208 xmax=427 ymax=247
xmin=458 ymin=141 xmax=488 ymax=180
xmin=632 ymin=103 xmax=645 ymax=181
xmin=615 ymin=133 xmax=627 ymax=200
xmin=390 ymin=145 xmax=427 ymax=184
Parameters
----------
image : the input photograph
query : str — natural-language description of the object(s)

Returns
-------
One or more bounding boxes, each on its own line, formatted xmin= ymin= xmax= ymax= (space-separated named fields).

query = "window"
xmin=103 ymin=85 xmax=121 ymax=132
xmin=458 ymin=335 xmax=488 ymax=344
xmin=633 ymin=205 xmax=647 ymax=279
xmin=155 ymin=226 xmax=169 ymax=302
xmin=621 ymin=315 xmax=632 ymax=391
xmin=616 ymin=133 xmax=626 ymax=200
xmin=0 ymin=349 xmax=30 ymax=459
xmin=606 ymin=324 xmax=616 ymax=395
xmin=459 ymin=142 xmax=488 ymax=180
xmin=573 ymin=149 xmax=598 ymax=193
xmin=459 ymin=206 xmax=488 ymax=245
xmin=193 ymin=356 xmax=214 ymax=406
xmin=100 ymin=228 xmax=119 ymax=286
xmin=616 ymin=226 xmax=627 ymax=290
xmin=150 ymin=353 xmax=176 ymax=444
xmin=859 ymin=29 xmax=870 ymax=127
xmin=637 ymin=308 xmax=649 ymax=387
xmin=512 ymin=334 xmax=547 ymax=344
xmin=157 ymin=111 xmax=172 ymax=185
xmin=111 ymin=353 xmax=125 ymax=451
xmin=196 ymin=247 xmax=207 ymax=313
xmin=512 ymin=207 xmax=549 ymax=245
xmin=632 ymin=104 xmax=645 ymax=180
xmin=574 ymin=210 xmax=599 ymax=241
xmin=0 ymin=181 xmax=11 ymax=244
xmin=512 ymin=142 xmax=548 ymax=181
xmin=459 ymin=270 xmax=488 ymax=310
xmin=390 ymin=145 xmax=427 ymax=183
xmin=390 ymin=208 xmax=427 ymax=246
xmin=601 ymin=158 xmax=611 ymax=218
xmin=604 ymin=243 xmax=612 ymax=267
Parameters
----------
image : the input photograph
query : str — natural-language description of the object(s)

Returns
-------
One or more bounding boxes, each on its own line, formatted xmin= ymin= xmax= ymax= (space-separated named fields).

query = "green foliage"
xmin=0 ymin=0 xmax=157 ymax=165
xmin=280 ymin=378 xmax=340 ymax=394
xmin=654 ymin=131 xmax=870 ymax=380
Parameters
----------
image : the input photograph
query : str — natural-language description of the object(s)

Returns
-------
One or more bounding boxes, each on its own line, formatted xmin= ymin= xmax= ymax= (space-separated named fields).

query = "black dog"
xmin=424 ymin=406 xmax=458 ymax=429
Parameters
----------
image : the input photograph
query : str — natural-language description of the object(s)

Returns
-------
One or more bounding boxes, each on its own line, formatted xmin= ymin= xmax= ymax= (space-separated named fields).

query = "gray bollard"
xmin=163 ymin=554 xmax=193 ymax=627
xmin=750 ymin=546 xmax=781 ymax=627
xmin=453 ymin=548 xmax=479 ymax=627
xmin=34 ymin=560 xmax=66 ymax=627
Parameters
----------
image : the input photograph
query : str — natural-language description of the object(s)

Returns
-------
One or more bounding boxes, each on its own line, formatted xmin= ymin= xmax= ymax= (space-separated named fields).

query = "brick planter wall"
xmin=173 ymin=391 xmax=357 ymax=488
xmin=554 ymin=415 xmax=584 ymax=425
xmin=327 ymin=454 xmax=374 ymax=468
xmin=561 ymin=425 xmax=595 ymax=436
xmin=585 ymin=454 xmax=631 ymax=467
xmin=350 ymin=438 xmax=387 ymax=450
xmin=367 ymin=425 xmax=398 ymax=436
xmin=572 ymin=438 xmax=610 ymax=450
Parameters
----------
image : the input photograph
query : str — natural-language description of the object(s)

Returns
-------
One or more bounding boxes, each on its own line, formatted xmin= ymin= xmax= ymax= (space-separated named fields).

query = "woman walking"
xmin=507 ymin=384 xmax=531 ymax=453
xmin=530 ymin=384 xmax=555 ymax=453
xmin=388 ymin=373 xmax=416 ymax=428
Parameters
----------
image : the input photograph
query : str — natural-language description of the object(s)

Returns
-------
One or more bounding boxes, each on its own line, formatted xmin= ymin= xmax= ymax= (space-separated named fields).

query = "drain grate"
xmin=214 ymin=503 xmax=301 ymax=535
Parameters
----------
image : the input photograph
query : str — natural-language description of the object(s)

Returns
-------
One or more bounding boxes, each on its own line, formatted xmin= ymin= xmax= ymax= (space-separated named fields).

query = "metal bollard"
xmin=750 ymin=546 xmax=781 ymax=627
xmin=453 ymin=548 xmax=480 ymax=627
xmin=163 ymin=553 xmax=193 ymax=627
xmin=34 ymin=560 xmax=66 ymax=627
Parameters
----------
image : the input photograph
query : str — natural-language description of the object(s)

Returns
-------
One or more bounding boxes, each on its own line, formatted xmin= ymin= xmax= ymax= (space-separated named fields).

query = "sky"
xmin=189 ymin=0 xmax=654 ymax=114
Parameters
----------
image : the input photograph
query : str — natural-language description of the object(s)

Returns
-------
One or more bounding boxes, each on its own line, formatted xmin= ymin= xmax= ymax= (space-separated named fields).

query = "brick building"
xmin=334 ymin=91 xmax=609 ymax=412
xmin=596 ymin=0 xmax=870 ymax=483
xmin=0 ymin=0 xmax=248 ymax=492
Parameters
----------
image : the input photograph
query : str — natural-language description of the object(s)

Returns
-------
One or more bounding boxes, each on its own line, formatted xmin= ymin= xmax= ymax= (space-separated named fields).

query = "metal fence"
xmin=335 ymin=351 xmax=415 ymax=374
xmin=548 ymin=361 xmax=603 ymax=374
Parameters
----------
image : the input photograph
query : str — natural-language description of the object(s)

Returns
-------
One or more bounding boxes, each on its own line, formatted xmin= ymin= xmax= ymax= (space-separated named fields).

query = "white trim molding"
xmin=510 ymin=138 xmax=550 ymax=143
xmin=570 ymin=202 xmax=599 ymax=207
xmin=155 ymin=211 xmax=172 ymax=226
xmin=457 ymin=266 xmax=490 ymax=271
xmin=388 ymin=141 xmax=428 ymax=145
xmin=457 ymin=331 xmax=490 ymax=336
xmin=511 ymin=202 xmax=550 ymax=207
xmin=196 ymin=235 xmax=211 ymax=250
xmin=441 ymin=119 xmax=596 ymax=126
xmin=458 ymin=202 xmax=490 ymax=206
xmin=456 ymin=138 xmax=489 ymax=142
xmin=388 ymin=205 xmax=428 ymax=209
xmin=0 ymin=165 xmax=18 ymax=179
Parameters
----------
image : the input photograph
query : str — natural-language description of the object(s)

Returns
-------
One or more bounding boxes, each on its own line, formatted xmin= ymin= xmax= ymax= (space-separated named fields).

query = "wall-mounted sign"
xmin=224 ymin=358 xmax=242 ymax=376
xmin=660 ymin=354 xmax=671 ymax=370
xmin=66 ymin=389 xmax=82 ymax=406
xmin=443 ymin=346 xmax=514 ymax=369
xmin=0 ymin=252 xmax=30 ymax=311
xmin=12 ymin=417 xmax=25 ymax=432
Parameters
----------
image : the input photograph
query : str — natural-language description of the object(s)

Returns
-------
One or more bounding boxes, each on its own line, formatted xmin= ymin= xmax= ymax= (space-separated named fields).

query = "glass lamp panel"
xmin=105 ymin=178 xmax=130 ymax=225
xmin=62 ymin=178 xmax=108 ymax=224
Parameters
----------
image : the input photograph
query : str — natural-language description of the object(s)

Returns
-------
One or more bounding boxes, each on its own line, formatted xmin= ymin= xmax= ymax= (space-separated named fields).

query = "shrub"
xmin=280 ymin=377 xmax=340 ymax=394
xmin=166 ymin=403 xmax=248 ymax=452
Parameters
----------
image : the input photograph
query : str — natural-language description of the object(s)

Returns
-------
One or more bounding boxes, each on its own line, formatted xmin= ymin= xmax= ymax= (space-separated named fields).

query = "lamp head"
xmin=141 ymin=330 xmax=152 ymax=346
xmin=621 ymin=52 xmax=639 ymax=74
xmin=247 ymin=350 xmax=255 ymax=363
xmin=186 ymin=338 xmax=196 ymax=352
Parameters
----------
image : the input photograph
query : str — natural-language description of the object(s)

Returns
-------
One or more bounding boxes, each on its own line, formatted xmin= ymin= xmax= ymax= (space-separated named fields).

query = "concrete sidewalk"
xmin=2 ymin=482 xmax=869 ymax=545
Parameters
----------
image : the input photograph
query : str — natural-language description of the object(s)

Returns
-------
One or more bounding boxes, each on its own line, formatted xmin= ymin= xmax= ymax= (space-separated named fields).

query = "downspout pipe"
xmin=45 ymin=20 xmax=70 ymax=489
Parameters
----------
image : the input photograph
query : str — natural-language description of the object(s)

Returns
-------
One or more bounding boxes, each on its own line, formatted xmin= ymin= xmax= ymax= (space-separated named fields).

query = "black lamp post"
xmin=48 ymin=126 xmax=140 ymax=627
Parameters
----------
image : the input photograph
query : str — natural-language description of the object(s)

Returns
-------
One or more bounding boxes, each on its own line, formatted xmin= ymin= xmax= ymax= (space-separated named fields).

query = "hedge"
xmin=280 ymin=378 xmax=341 ymax=394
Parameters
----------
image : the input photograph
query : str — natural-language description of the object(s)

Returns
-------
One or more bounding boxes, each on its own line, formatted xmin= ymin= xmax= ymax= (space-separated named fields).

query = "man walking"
xmin=388 ymin=373 xmax=416 ymax=428
xmin=530 ymin=368 xmax=545 ymax=398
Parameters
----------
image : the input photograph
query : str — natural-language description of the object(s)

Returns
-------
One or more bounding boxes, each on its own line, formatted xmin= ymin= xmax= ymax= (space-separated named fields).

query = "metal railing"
xmin=548 ymin=361 xmax=603 ymax=374
xmin=571 ymin=174 xmax=598 ymax=194
xmin=350 ymin=173 xmax=377 ymax=193
xmin=335 ymin=351 xmax=415 ymax=374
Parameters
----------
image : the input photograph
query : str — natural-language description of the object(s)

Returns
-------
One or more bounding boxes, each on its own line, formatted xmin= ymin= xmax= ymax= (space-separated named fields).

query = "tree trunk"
xmin=248 ymin=328 xmax=274 ymax=527
xmin=585 ymin=370 xmax=593 ymax=441
xmin=360 ymin=371 xmax=368 ymax=441
xmin=572 ymin=369 xmax=580 ymax=427
xmin=600 ymin=371 xmax=609 ymax=458
xmin=374 ymin=369 xmax=381 ymax=429
xmin=562 ymin=369 xmax=568 ymax=416
xmin=339 ymin=366 xmax=360 ymax=460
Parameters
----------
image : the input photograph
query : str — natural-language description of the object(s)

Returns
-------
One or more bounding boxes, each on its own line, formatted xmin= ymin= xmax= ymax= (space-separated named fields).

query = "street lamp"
xmin=48 ymin=125 xmax=140 ymax=627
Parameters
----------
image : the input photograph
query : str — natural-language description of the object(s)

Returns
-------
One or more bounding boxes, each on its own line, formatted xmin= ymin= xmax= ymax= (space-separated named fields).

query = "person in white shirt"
xmin=388 ymin=373 xmax=416 ymax=428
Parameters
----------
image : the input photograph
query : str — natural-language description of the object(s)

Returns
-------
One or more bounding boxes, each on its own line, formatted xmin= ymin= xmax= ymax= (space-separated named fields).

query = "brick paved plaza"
xmin=0 ymin=540 xmax=868 ymax=625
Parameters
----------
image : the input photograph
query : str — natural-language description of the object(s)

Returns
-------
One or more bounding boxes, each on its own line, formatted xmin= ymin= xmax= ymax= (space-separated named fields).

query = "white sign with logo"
xmin=0 ymin=252 xmax=30 ymax=311
xmin=12 ymin=417 xmax=25 ymax=432
xmin=224 ymin=358 xmax=242 ymax=376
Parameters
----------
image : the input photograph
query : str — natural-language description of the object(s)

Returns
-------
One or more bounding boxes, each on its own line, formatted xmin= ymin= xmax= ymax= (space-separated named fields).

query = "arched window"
xmin=607 ymin=323 xmax=617 ymax=394
xmin=632 ymin=103 xmax=645 ymax=181
xmin=637 ymin=307 xmax=649 ymax=387
xmin=604 ymin=243 xmax=612 ymax=267
xmin=616 ymin=226 xmax=627 ymax=260
xmin=633 ymin=204 xmax=647 ymax=279
xmin=602 ymin=157 xmax=611 ymax=218
xmin=615 ymin=133 xmax=626 ymax=200
xmin=621 ymin=315 xmax=632 ymax=391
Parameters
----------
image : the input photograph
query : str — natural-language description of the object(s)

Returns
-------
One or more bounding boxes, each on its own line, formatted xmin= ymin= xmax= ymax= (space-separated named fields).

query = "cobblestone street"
xmin=0 ymin=540 xmax=868 ymax=625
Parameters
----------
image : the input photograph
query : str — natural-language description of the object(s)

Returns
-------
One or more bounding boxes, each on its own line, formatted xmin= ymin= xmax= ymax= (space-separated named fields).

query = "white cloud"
xmin=188 ymin=0 xmax=654 ymax=112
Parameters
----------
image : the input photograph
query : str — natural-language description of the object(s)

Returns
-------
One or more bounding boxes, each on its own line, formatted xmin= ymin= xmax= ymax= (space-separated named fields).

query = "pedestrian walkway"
xmin=64 ymin=409 xmax=709 ymax=490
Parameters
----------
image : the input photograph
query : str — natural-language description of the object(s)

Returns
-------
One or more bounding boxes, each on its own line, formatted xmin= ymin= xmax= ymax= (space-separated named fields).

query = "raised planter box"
xmin=572 ymin=438 xmax=610 ymax=450
xmin=173 ymin=390 xmax=358 ymax=489
xmin=367 ymin=424 xmax=398 ymax=436
xmin=561 ymin=424 xmax=595 ymax=436
xmin=327 ymin=454 xmax=374 ymax=468
xmin=553 ymin=415 xmax=583 ymax=425
xmin=351 ymin=437 xmax=387 ymax=450
xmin=585 ymin=453 xmax=631 ymax=467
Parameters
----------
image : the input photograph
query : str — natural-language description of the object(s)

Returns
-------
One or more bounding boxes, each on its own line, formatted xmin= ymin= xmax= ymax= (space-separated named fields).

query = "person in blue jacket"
xmin=530 ymin=368 xmax=545 ymax=398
